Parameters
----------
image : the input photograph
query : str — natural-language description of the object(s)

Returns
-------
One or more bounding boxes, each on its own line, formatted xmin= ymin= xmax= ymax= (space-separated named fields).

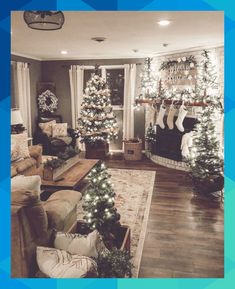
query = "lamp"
xmin=23 ymin=11 xmax=65 ymax=31
xmin=11 ymin=108 xmax=25 ymax=134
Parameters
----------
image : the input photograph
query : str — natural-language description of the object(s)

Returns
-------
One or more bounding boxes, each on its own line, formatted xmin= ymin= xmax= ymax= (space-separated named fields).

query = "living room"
xmin=11 ymin=11 xmax=224 ymax=278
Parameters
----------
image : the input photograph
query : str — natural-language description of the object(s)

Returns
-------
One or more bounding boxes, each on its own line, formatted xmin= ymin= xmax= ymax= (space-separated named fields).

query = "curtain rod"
xmin=61 ymin=63 xmax=143 ymax=68
xmin=11 ymin=60 xmax=31 ymax=66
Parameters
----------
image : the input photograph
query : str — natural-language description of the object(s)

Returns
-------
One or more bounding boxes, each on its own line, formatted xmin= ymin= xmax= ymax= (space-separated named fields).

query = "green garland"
xmin=159 ymin=55 xmax=197 ymax=71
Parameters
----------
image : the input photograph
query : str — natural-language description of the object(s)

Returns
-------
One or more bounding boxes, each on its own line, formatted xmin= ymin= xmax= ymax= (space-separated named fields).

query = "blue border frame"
xmin=1 ymin=0 xmax=234 ymax=288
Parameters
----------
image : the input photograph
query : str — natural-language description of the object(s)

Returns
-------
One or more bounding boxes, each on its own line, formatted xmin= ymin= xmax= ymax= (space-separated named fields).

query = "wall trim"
xmin=153 ymin=44 xmax=224 ymax=58
xmin=11 ymin=52 xmax=42 ymax=61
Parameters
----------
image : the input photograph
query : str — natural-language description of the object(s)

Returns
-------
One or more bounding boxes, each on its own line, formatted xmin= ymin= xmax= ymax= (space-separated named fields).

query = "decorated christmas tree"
xmin=187 ymin=50 xmax=224 ymax=196
xmin=139 ymin=58 xmax=158 ymax=100
xmin=189 ymin=106 xmax=223 ymax=180
xmin=83 ymin=162 xmax=120 ymax=236
xmin=78 ymin=71 xmax=118 ymax=144
xmin=145 ymin=123 xmax=156 ymax=152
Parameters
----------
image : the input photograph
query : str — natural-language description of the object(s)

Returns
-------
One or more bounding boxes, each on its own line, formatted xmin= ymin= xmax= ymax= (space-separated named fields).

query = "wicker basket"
xmin=124 ymin=139 xmax=142 ymax=161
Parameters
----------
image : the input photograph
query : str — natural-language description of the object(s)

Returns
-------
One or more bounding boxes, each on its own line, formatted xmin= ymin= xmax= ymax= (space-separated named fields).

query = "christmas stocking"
xmin=175 ymin=104 xmax=188 ymax=132
xmin=156 ymin=104 xmax=166 ymax=129
xmin=167 ymin=104 xmax=177 ymax=130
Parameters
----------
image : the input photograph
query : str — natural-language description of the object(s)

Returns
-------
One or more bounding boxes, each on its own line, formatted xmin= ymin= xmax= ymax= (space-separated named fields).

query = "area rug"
xmin=77 ymin=168 xmax=156 ymax=278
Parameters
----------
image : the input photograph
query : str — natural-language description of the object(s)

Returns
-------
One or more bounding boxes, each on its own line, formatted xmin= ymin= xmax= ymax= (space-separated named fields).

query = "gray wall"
xmin=41 ymin=58 xmax=146 ymax=141
xmin=11 ymin=55 xmax=42 ymax=134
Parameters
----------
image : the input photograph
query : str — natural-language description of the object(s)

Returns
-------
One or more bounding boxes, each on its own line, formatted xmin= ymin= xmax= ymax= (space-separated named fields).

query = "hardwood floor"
xmin=105 ymin=154 xmax=224 ymax=278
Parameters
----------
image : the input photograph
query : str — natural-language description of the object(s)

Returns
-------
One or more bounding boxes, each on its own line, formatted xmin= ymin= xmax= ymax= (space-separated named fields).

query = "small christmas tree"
xmin=145 ymin=123 xmax=156 ymax=152
xmin=188 ymin=106 xmax=223 ymax=180
xmin=78 ymin=71 xmax=118 ymax=144
xmin=139 ymin=58 xmax=157 ymax=100
xmin=83 ymin=162 xmax=120 ymax=236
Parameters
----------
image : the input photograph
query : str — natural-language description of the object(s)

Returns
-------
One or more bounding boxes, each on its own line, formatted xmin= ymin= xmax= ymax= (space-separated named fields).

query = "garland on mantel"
xmin=159 ymin=55 xmax=197 ymax=71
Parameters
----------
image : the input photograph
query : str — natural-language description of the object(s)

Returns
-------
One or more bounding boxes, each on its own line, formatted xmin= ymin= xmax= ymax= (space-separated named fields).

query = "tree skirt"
xmin=77 ymin=168 xmax=156 ymax=278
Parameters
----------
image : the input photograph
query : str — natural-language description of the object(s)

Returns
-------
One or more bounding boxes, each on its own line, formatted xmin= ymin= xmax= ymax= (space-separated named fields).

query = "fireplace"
xmin=154 ymin=116 xmax=198 ymax=161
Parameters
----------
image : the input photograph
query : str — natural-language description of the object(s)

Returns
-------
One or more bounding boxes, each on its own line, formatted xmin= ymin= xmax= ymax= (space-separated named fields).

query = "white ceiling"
xmin=11 ymin=11 xmax=224 ymax=60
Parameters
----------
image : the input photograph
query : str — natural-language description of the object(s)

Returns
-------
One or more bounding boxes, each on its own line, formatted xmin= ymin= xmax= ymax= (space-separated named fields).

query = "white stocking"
xmin=156 ymin=104 xmax=166 ymax=129
xmin=175 ymin=104 xmax=188 ymax=132
xmin=167 ymin=104 xmax=177 ymax=130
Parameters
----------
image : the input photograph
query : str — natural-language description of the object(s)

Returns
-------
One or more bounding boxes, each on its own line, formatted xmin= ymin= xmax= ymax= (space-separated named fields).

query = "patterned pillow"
xmin=36 ymin=246 xmax=98 ymax=278
xmin=11 ymin=142 xmax=22 ymax=162
xmin=52 ymin=123 xmax=67 ymax=138
xmin=39 ymin=120 xmax=56 ymax=137
xmin=54 ymin=230 xmax=109 ymax=258
xmin=11 ymin=132 xmax=30 ymax=159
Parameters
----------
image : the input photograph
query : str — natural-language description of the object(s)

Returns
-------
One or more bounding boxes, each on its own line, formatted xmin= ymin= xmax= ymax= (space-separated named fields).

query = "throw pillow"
xmin=39 ymin=120 xmax=56 ymax=137
xmin=11 ymin=175 xmax=42 ymax=196
xmin=52 ymin=123 xmax=68 ymax=138
xmin=54 ymin=230 xmax=109 ymax=258
xmin=36 ymin=246 xmax=98 ymax=278
xmin=11 ymin=142 xmax=22 ymax=162
xmin=11 ymin=132 xmax=30 ymax=159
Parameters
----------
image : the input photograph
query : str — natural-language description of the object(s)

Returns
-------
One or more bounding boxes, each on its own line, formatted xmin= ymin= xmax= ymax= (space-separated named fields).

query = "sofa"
xmin=11 ymin=188 xmax=82 ymax=278
xmin=11 ymin=145 xmax=43 ymax=178
xmin=11 ymin=144 xmax=83 ymax=278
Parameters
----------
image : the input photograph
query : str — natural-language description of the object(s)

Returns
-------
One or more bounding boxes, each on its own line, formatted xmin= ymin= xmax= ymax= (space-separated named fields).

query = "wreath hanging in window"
xmin=38 ymin=89 xmax=58 ymax=113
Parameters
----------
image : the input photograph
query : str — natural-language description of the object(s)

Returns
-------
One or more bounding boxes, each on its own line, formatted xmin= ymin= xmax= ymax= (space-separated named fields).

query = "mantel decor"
xmin=159 ymin=55 xmax=197 ymax=71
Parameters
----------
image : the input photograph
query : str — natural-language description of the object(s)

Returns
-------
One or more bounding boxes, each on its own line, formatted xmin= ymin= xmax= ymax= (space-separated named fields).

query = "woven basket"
xmin=124 ymin=139 xmax=142 ymax=161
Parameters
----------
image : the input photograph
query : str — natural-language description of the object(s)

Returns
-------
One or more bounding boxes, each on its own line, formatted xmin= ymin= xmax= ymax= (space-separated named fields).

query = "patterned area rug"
xmin=109 ymin=168 xmax=156 ymax=277
xmin=78 ymin=168 xmax=155 ymax=278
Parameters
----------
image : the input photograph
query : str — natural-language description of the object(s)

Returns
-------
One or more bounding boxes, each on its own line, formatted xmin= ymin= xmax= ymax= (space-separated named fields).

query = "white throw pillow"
xmin=11 ymin=132 xmax=30 ymax=159
xmin=54 ymin=230 xmax=109 ymax=258
xmin=11 ymin=142 xmax=22 ymax=162
xmin=52 ymin=123 xmax=67 ymax=138
xmin=36 ymin=246 xmax=97 ymax=278
xmin=11 ymin=175 xmax=42 ymax=196
xmin=39 ymin=120 xmax=56 ymax=137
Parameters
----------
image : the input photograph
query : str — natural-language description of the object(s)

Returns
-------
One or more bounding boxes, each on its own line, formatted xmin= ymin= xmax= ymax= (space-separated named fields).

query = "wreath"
xmin=38 ymin=89 xmax=58 ymax=113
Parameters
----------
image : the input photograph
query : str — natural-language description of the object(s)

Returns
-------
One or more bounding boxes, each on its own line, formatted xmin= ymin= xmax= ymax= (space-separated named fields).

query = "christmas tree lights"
xmin=78 ymin=72 xmax=118 ymax=144
xmin=83 ymin=162 xmax=120 ymax=236
xmin=139 ymin=58 xmax=158 ymax=100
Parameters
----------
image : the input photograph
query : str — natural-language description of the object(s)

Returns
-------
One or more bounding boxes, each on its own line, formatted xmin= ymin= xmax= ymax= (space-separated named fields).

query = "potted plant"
xmin=96 ymin=249 xmax=133 ymax=278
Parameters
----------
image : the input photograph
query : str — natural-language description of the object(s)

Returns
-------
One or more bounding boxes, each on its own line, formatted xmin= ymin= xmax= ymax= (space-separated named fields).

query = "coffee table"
xmin=41 ymin=158 xmax=100 ymax=192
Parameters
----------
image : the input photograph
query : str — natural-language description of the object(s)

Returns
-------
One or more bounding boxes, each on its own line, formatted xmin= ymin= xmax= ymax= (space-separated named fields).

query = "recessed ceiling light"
xmin=61 ymin=50 xmax=68 ymax=55
xmin=158 ymin=20 xmax=171 ymax=26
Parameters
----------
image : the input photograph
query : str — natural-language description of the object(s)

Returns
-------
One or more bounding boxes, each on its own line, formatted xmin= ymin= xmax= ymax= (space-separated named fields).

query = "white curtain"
xmin=15 ymin=62 xmax=32 ymax=137
xmin=69 ymin=65 xmax=84 ymax=129
xmin=123 ymin=64 xmax=136 ymax=140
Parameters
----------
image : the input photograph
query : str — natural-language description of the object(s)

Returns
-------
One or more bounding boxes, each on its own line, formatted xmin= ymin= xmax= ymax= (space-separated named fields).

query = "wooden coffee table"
xmin=41 ymin=159 xmax=100 ymax=192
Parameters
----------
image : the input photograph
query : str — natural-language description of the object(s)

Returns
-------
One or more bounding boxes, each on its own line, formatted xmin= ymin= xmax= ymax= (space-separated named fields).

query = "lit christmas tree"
xmin=145 ymin=123 xmax=156 ymax=152
xmin=83 ymin=162 xmax=120 ymax=236
xmin=187 ymin=50 xmax=224 ymax=196
xmin=139 ymin=58 xmax=158 ymax=100
xmin=195 ymin=50 xmax=220 ymax=105
xmin=78 ymin=71 xmax=118 ymax=144
xmin=189 ymin=106 xmax=223 ymax=180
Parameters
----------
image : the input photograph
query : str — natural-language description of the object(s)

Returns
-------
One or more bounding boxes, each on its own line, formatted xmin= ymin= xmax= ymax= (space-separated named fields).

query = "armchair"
xmin=33 ymin=115 xmax=77 ymax=156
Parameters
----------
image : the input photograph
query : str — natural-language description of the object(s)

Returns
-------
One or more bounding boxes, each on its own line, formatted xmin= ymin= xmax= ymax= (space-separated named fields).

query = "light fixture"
xmin=23 ymin=11 xmax=65 ymax=31
xmin=91 ymin=37 xmax=106 ymax=43
xmin=61 ymin=50 xmax=68 ymax=55
xmin=11 ymin=108 xmax=25 ymax=134
xmin=158 ymin=20 xmax=171 ymax=26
